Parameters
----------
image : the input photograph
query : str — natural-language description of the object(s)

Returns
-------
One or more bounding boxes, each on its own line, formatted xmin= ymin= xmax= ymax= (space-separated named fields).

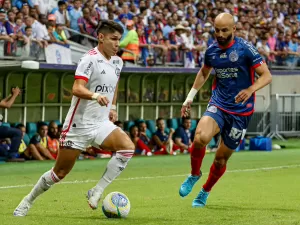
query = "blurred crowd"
xmin=0 ymin=0 xmax=299 ymax=67
xmin=0 ymin=117 xmax=216 ymax=161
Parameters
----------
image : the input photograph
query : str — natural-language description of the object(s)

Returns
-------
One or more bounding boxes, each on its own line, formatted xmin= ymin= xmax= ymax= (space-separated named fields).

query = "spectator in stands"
xmin=138 ymin=121 xmax=152 ymax=147
xmin=20 ymin=4 xmax=30 ymax=19
xmin=36 ymin=14 xmax=50 ymax=42
xmin=0 ymin=9 xmax=14 ymax=51
xmin=54 ymin=1 xmax=70 ymax=27
xmin=4 ymin=10 xmax=18 ymax=55
xmin=53 ymin=23 xmax=68 ymax=44
xmin=152 ymin=118 xmax=178 ymax=155
xmin=47 ymin=121 xmax=59 ymax=159
xmin=117 ymin=14 xmax=128 ymax=40
xmin=0 ymin=87 xmax=24 ymax=162
xmin=3 ymin=0 xmax=11 ymax=13
xmin=256 ymin=35 xmax=270 ymax=64
xmin=68 ymin=0 xmax=82 ymax=42
xmin=119 ymin=20 xmax=139 ymax=64
xmin=129 ymin=125 xmax=152 ymax=156
xmin=46 ymin=24 xmax=57 ymax=43
xmin=29 ymin=122 xmax=55 ymax=160
xmin=174 ymin=117 xmax=192 ymax=154
xmin=32 ymin=0 xmax=52 ymax=15
xmin=137 ymin=26 xmax=149 ymax=66
xmin=78 ymin=7 xmax=97 ymax=38
xmin=163 ymin=16 xmax=174 ymax=39
xmin=286 ymin=33 xmax=299 ymax=68
xmin=16 ymin=123 xmax=42 ymax=160
xmin=13 ymin=0 xmax=33 ymax=10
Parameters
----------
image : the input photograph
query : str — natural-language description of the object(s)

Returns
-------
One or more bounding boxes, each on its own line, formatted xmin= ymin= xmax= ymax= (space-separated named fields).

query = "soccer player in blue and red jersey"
xmin=179 ymin=13 xmax=272 ymax=207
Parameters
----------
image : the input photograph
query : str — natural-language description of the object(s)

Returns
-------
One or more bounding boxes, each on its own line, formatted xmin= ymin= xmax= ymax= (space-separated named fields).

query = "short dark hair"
xmin=37 ymin=122 xmax=48 ymax=130
xmin=96 ymin=20 xmax=124 ymax=35
xmin=182 ymin=116 xmax=191 ymax=123
xmin=16 ymin=123 xmax=25 ymax=129
xmin=156 ymin=118 xmax=164 ymax=123
xmin=25 ymin=26 xmax=32 ymax=31
xmin=58 ymin=0 xmax=66 ymax=6
xmin=114 ymin=120 xmax=122 ymax=126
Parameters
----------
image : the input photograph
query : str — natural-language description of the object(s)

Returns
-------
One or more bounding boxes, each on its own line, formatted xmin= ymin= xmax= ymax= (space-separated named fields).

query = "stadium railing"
xmin=268 ymin=94 xmax=300 ymax=140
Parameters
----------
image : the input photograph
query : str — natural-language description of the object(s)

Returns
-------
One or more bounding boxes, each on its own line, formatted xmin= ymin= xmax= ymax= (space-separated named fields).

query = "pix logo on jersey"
xmin=95 ymin=84 xmax=116 ymax=94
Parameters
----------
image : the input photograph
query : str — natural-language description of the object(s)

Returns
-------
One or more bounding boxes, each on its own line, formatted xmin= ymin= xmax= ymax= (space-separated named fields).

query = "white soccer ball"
xmin=102 ymin=192 xmax=130 ymax=218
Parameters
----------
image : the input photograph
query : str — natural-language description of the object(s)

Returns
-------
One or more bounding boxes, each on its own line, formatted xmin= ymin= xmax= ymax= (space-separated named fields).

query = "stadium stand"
xmin=0 ymin=0 xmax=300 ymax=161
xmin=0 ymin=0 xmax=298 ymax=68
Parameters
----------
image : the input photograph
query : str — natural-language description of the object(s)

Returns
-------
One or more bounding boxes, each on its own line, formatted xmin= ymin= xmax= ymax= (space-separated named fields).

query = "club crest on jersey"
xmin=115 ymin=67 xmax=120 ymax=78
xmin=229 ymin=50 xmax=238 ymax=62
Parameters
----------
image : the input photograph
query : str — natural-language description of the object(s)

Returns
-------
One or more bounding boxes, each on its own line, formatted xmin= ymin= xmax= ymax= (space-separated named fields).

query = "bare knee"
xmin=213 ymin=156 xmax=229 ymax=169
xmin=194 ymin=129 xmax=212 ymax=148
xmin=117 ymin=140 xmax=135 ymax=151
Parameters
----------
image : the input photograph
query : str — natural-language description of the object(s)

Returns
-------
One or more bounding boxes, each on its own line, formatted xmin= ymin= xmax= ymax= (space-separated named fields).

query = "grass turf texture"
xmin=1 ymin=140 xmax=300 ymax=225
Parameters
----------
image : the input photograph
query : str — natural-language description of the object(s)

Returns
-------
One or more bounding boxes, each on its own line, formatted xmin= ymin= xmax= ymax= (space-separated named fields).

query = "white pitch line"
xmin=0 ymin=164 xmax=299 ymax=190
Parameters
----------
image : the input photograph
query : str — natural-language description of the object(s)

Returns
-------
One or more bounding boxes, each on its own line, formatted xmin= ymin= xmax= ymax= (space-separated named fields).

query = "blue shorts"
xmin=203 ymin=105 xmax=252 ymax=150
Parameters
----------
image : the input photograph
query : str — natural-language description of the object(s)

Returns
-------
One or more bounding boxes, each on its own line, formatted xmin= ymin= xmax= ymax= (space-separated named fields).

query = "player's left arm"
xmin=235 ymin=63 xmax=272 ymax=104
xmin=235 ymin=43 xmax=272 ymax=104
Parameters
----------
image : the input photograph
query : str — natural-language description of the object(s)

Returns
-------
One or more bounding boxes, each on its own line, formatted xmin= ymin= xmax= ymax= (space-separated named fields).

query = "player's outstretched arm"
xmin=72 ymin=79 xmax=109 ymax=106
xmin=235 ymin=63 xmax=272 ymax=104
xmin=181 ymin=66 xmax=212 ymax=117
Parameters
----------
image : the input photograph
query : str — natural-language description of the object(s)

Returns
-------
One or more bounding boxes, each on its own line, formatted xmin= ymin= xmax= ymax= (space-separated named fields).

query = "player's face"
xmin=139 ymin=122 xmax=147 ymax=132
xmin=214 ymin=24 xmax=235 ymax=46
xmin=39 ymin=125 xmax=48 ymax=137
xmin=157 ymin=120 xmax=165 ymax=131
xmin=101 ymin=31 xmax=122 ymax=57
xmin=183 ymin=119 xmax=191 ymax=130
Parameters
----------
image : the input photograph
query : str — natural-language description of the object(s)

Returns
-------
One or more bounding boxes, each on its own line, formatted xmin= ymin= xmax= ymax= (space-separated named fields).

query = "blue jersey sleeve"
xmin=244 ymin=42 xmax=264 ymax=68
xmin=204 ymin=48 xmax=212 ymax=68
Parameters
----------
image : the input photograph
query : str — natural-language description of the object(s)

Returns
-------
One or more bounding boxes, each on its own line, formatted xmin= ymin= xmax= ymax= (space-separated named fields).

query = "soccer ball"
xmin=102 ymin=192 xmax=130 ymax=218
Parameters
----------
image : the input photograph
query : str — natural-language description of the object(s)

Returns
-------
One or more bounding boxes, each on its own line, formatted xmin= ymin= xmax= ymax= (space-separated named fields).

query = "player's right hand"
xmin=11 ymin=87 xmax=21 ymax=96
xmin=97 ymin=96 xmax=110 ymax=106
xmin=181 ymin=100 xmax=192 ymax=117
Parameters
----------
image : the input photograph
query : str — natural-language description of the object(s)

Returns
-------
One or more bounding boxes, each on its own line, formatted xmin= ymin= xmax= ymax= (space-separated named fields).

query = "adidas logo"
xmin=101 ymin=70 xmax=106 ymax=74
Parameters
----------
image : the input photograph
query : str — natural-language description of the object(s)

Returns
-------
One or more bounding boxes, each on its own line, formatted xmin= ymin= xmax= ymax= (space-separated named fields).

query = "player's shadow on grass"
xmin=207 ymin=205 xmax=300 ymax=213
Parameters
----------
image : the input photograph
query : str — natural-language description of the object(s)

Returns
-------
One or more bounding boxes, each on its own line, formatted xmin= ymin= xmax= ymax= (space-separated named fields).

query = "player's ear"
xmin=232 ymin=25 xmax=236 ymax=33
xmin=98 ymin=33 xmax=104 ymax=43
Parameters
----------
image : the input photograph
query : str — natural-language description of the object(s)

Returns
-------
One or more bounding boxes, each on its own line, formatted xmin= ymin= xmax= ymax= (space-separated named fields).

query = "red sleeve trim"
xmin=252 ymin=60 xmax=265 ymax=69
xmin=75 ymin=75 xmax=89 ymax=82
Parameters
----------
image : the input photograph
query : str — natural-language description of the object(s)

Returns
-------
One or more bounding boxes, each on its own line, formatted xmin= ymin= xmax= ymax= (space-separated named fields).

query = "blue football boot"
xmin=179 ymin=171 xmax=202 ymax=197
xmin=192 ymin=188 xmax=210 ymax=207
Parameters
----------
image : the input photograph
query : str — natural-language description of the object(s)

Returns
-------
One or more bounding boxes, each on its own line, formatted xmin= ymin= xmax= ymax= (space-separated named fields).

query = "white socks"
xmin=94 ymin=150 xmax=134 ymax=193
xmin=27 ymin=169 xmax=60 ymax=203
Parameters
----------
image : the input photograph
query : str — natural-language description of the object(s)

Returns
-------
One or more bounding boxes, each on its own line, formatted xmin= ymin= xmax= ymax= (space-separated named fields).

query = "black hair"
xmin=25 ymin=26 xmax=32 ymax=31
xmin=96 ymin=20 xmax=124 ymax=35
xmin=156 ymin=118 xmax=164 ymax=123
xmin=37 ymin=121 xmax=48 ymax=130
xmin=114 ymin=120 xmax=122 ymax=126
xmin=182 ymin=116 xmax=191 ymax=123
xmin=58 ymin=0 xmax=66 ymax=6
xmin=16 ymin=123 xmax=25 ymax=129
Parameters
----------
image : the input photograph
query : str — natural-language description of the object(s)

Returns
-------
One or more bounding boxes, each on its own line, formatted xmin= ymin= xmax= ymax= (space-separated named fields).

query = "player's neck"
xmin=219 ymin=36 xmax=235 ymax=49
xmin=97 ymin=46 xmax=111 ymax=61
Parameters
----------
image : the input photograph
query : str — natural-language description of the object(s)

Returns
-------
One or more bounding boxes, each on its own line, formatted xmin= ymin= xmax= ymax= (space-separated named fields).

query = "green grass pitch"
xmin=0 ymin=140 xmax=300 ymax=225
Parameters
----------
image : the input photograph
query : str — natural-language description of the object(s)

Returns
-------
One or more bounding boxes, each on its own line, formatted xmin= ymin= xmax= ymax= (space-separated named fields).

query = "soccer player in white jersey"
xmin=13 ymin=20 xmax=135 ymax=216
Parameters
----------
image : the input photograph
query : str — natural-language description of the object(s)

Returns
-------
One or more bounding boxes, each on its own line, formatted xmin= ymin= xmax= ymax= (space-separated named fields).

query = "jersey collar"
xmin=218 ymin=37 xmax=236 ymax=50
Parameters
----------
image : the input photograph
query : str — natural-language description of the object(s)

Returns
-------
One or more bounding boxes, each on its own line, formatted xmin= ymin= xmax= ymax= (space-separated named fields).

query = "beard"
xmin=216 ymin=33 xmax=233 ymax=46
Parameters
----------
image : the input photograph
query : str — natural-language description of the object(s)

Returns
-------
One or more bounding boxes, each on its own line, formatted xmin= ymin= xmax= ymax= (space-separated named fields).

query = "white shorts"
xmin=60 ymin=120 xmax=118 ymax=151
